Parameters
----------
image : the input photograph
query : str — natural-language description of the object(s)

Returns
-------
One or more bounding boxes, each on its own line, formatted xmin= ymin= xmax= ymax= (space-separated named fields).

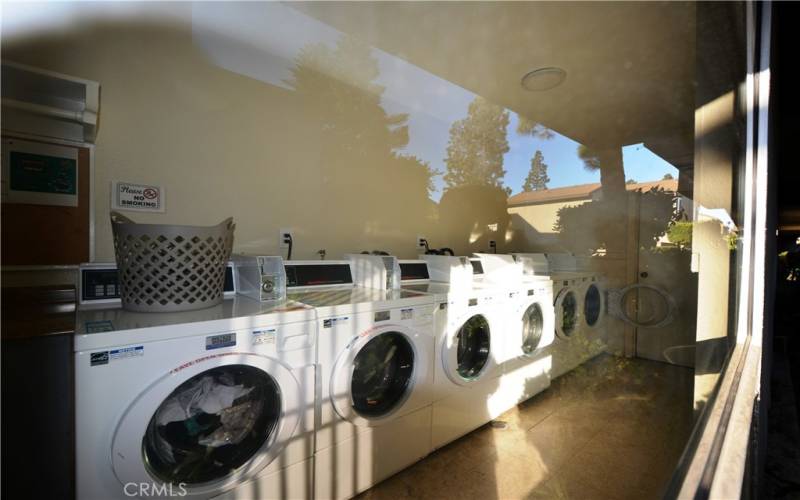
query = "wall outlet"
xmin=417 ymin=235 xmax=428 ymax=250
xmin=279 ymin=228 xmax=293 ymax=248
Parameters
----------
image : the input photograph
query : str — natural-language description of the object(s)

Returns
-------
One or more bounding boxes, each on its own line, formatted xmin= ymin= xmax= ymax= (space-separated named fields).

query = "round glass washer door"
xmin=443 ymin=314 xmax=491 ymax=383
xmin=111 ymin=354 xmax=301 ymax=496
xmin=521 ymin=303 xmax=544 ymax=354
xmin=555 ymin=288 xmax=580 ymax=339
xmin=583 ymin=283 xmax=604 ymax=328
xmin=350 ymin=332 xmax=415 ymax=418
xmin=142 ymin=365 xmax=280 ymax=485
xmin=330 ymin=325 xmax=426 ymax=427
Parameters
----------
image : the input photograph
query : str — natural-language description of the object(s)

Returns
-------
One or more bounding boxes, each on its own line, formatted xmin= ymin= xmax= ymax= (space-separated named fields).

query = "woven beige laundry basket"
xmin=110 ymin=211 xmax=235 ymax=312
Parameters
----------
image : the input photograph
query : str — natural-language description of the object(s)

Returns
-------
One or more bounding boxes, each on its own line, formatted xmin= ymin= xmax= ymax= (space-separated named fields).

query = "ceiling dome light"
xmin=521 ymin=67 xmax=567 ymax=91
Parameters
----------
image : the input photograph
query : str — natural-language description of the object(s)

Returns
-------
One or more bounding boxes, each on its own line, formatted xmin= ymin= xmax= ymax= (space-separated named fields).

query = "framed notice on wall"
xmin=111 ymin=180 xmax=165 ymax=213
xmin=1 ymin=136 xmax=91 ymax=265
xmin=1 ymin=139 xmax=79 ymax=207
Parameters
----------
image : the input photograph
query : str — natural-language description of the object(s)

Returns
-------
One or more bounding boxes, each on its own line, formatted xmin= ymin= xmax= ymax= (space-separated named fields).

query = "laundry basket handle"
xmin=110 ymin=211 xmax=136 ymax=225
xmin=221 ymin=217 xmax=235 ymax=231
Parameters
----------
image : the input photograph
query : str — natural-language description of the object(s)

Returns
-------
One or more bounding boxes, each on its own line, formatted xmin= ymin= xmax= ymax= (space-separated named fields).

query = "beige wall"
xmin=508 ymin=199 xmax=589 ymax=251
xmin=2 ymin=3 xmax=522 ymax=270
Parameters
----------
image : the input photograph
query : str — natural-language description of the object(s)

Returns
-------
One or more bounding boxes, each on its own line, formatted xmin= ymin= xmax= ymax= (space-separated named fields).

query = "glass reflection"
xmin=1 ymin=1 xmax=750 ymax=496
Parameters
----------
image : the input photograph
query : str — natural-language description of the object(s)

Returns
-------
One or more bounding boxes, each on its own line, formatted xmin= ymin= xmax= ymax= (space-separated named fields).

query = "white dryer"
xmin=285 ymin=260 xmax=436 ymax=500
xmin=407 ymin=256 xmax=506 ymax=450
xmin=74 ymin=294 xmax=317 ymax=500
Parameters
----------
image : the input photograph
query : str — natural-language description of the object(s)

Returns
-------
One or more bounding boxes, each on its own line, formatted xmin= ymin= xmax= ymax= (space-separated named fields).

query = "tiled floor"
xmin=357 ymin=355 xmax=694 ymax=500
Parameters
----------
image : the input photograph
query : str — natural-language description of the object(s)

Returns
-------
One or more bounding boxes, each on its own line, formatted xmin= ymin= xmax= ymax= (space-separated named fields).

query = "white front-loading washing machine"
xmin=284 ymin=259 xmax=436 ymax=500
xmin=74 ymin=294 xmax=317 ymax=500
xmin=502 ymin=275 xmax=555 ymax=407
xmin=513 ymin=253 xmax=604 ymax=378
xmin=517 ymin=253 xmax=681 ymax=369
xmin=410 ymin=255 xmax=506 ymax=449
xmin=547 ymin=253 xmax=608 ymax=377
xmin=469 ymin=253 xmax=544 ymax=415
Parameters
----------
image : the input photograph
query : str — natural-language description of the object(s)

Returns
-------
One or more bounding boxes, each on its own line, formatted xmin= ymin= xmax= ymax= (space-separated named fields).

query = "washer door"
xmin=554 ymin=287 xmax=581 ymax=339
xmin=330 ymin=325 xmax=421 ymax=427
xmin=443 ymin=313 xmax=493 ymax=385
xmin=583 ymin=282 xmax=606 ymax=329
xmin=112 ymin=353 xmax=300 ymax=497
xmin=521 ymin=302 xmax=545 ymax=354
xmin=608 ymin=284 xmax=676 ymax=328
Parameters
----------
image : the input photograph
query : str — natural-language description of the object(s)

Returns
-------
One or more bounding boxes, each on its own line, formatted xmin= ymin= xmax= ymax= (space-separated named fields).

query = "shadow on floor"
xmin=356 ymin=355 xmax=694 ymax=500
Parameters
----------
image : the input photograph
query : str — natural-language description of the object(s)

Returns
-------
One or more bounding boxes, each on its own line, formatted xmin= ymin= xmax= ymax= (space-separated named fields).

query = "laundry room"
xmin=0 ymin=2 xmax=776 ymax=500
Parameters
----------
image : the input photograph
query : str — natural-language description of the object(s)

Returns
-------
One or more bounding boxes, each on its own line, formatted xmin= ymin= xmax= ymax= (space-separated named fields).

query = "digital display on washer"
xmin=399 ymin=263 xmax=429 ymax=281
xmin=82 ymin=269 xmax=120 ymax=301
xmin=285 ymin=264 xmax=353 ymax=287
xmin=469 ymin=259 xmax=484 ymax=275
xmin=205 ymin=332 xmax=236 ymax=350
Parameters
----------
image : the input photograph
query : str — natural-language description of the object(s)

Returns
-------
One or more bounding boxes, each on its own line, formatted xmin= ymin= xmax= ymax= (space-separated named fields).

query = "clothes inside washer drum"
xmin=142 ymin=365 xmax=281 ymax=485
xmin=456 ymin=315 xmax=491 ymax=379
xmin=561 ymin=292 xmax=578 ymax=336
xmin=351 ymin=332 xmax=415 ymax=418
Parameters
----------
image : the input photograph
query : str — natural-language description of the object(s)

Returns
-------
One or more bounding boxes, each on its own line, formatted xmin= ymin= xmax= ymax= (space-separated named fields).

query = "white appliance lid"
xmin=74 ymin=296 xmax=315 ymax=351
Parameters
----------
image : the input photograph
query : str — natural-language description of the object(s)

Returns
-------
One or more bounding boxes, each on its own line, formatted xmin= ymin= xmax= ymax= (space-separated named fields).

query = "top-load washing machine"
xmin=74 ymin=263 xmax=317 ymax=500
xmin=285 ymin=257 xmax=436 ymax=500
xmin=402 ymin=255 xmax=506 ymax=450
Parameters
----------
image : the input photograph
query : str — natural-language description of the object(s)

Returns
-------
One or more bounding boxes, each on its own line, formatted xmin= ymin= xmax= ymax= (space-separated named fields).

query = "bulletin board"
xmin=1 ymin=136 xmax=91 ymax=265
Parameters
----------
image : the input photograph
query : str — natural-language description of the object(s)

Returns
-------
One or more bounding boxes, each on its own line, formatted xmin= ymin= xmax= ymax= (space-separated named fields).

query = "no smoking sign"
xmin=112 ymin=181 xmax=165 ymax=213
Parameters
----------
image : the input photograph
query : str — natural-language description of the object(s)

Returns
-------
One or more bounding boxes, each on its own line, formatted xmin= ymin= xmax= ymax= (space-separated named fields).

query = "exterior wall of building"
xmin=508 ymin=198 xmax=590 ymax=251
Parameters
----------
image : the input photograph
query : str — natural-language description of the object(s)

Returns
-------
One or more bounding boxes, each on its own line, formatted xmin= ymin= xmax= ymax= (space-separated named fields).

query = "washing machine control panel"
xmin=285 ymin=262 xmax=353 ymax=288
xmin=81 ymin=268 xmax=121 ymax=302
xmin=78 ymin=263 xmax=236 ymax=307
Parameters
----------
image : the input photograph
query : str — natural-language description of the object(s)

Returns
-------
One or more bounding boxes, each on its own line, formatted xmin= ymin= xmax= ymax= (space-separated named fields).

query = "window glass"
xmin=1 ymin=2 xmax=751 ymax=495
